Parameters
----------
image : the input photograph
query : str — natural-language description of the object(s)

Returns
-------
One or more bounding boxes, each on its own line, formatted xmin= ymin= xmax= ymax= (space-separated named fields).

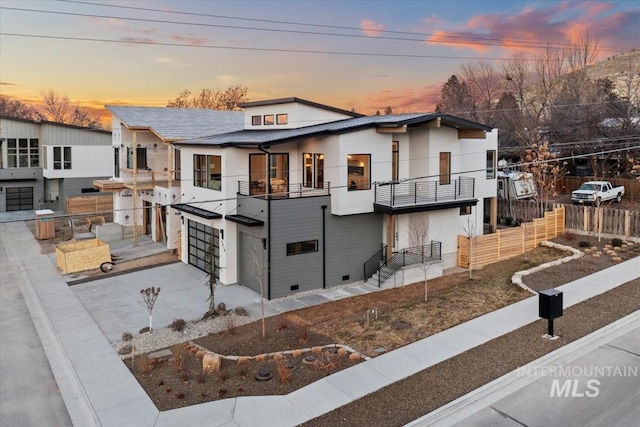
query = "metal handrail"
xmin=363 ymin=244 xmax=387 ymax=283
xmin=377 ymin=241 xmax=442 ymax=287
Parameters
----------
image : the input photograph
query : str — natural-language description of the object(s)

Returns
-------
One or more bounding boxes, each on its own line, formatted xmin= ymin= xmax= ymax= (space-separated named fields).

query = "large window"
xmin=249 ymin=152 xmax=289 ymax=195
xmin=303 ymin=153 xmax=324 ymax=189
xmin=286 ymin=240 xmax=318 ymax=256
xmin=53 ymin=146 xmax=72 ymax=170
xmin=347 ymin=154 xmax=371 ymax=191
xmin=193 ymin=154 xmax=222 ymax=191
xmin=486 ymin=150 xmax=496 ymax=179
xmin=439 ymin=152 xmax=451 ymax=185
xmin=173 ymin=147 xmax=181 ymax=181
xmin=6 ymin=138 xmax=39 ymax=168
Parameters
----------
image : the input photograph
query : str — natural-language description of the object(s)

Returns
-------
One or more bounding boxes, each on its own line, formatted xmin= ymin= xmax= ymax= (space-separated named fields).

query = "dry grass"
xmin=305 ymin=246 xmax=563 ymax=357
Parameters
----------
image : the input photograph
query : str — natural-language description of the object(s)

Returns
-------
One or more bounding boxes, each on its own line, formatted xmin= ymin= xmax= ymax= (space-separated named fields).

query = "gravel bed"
xmin=113 ymin=314 xmax=253 ymax=356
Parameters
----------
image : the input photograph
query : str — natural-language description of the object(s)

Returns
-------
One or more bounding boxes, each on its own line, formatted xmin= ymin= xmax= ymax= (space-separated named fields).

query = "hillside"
xmin=585 ymin=50 xmax=640 ymax=104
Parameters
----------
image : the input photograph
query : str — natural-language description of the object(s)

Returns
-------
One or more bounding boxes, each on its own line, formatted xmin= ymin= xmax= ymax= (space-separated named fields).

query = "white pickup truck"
xmin=571 ymin=181 xmax=625 ymax=205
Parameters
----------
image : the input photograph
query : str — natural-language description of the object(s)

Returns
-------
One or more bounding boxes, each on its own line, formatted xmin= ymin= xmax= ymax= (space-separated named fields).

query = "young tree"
xmin=462 ymin=219 xmax=477 ymax=279
xmin=408 ymin=216 xmax=431 ymax=302
xmin=251 ymin=241 xmax=266 ymax=338
xmin=204 ymin=235 xmax=218 ymax=317
xmin=140 ymin=287 xmax=161 ymax=330
xmin=384 ymin=105 xmax=393 ymax=115
xmin=524 ymin=144 xmax=567 ymax=215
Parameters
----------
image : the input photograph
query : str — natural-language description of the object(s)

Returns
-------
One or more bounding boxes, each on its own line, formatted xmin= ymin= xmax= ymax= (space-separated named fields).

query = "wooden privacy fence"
xmin=458 ymin=207 xmax=565 ymax=269
xmin=66 ymin=195 xmax=113 ymax=215
xmin=558 ymin=203 xmax=640 ymax=238
xmin=556 ymin=177 xmax=640 ymax=201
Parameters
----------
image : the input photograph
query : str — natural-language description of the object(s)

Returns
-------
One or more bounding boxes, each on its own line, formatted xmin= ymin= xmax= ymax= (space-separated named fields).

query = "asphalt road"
xmin=0 ymin=242 xmax=72 ymax=427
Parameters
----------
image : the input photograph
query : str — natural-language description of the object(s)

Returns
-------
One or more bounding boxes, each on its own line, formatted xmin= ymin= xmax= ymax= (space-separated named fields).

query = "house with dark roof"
xmin=1 ymin=115 xmax=112 ymax=212
xmin=170 ymin=98 xmax=498 ymax=298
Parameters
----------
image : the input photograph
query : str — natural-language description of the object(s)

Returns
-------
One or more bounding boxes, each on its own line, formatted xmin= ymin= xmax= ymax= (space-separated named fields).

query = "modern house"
xmin=93 ymin=106 xmax=244 ymax=247
xmin=0 ymin=115 xmax=112 ymax=212
xmin=171 ymin=98 xmax=498 ymax=299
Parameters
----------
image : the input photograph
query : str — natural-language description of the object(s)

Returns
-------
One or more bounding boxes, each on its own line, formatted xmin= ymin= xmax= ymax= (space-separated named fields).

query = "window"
xmin=126 ymin=147 xmax=147 ymax=169
xmin=263 ymin=114 xmax=274 ymax=125
xmin=486 ymin=150 xmax=496 ymax=179
xmin=392 ymin=141 xmax=399 ymax=181
xmin=208 ymin=155 xmax=222 ymax=191
xmin=303 ymin=153 xmax=324 ymax=189
xmin=114 ymin=147 xmax=120 ymax=178
xmin=174 ymin=147 xmax=181 ymax=181
xmin=194 ymin=154 xmax=222 ymax=191
xmin=251 ymin=115 xmax=261 ymax=126
xmin=460 ymin=206 xmax=472 ymax=215
xmin=347 ymin=154 xmax=371 ymax=191
xmin=276 ymin=113 xmax=288 ymax=125
xmin=6 ymin=138 xmax=39 ymax=168
xmin=53 ymin=146 xmax=72 ymax=170
xmin=439 ymin=152 xmax=451 ymax=185
xmin=286 ymin=240 xmax=318 ymax=256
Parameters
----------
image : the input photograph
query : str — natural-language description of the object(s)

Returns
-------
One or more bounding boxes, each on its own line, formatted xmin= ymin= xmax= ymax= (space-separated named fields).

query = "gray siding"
xmin=235 ymin=195 xmax=382 ymax=299
xmin=269 ymin=196 xmax=329 ymax=298
xmin=325 ymin=211 xmax=382 ymax=287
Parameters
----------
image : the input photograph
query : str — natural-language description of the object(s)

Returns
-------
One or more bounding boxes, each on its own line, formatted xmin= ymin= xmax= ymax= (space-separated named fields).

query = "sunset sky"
xmin=0 ymin=0 xmax=638 ymax=117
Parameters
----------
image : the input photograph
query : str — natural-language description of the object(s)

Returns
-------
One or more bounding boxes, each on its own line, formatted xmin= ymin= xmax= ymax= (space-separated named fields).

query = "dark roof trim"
xmin=172 ymin=204 xmax=222 ymax=219
xmin=373 ymin=199 xmax=478 ymax=215
xmin=238 ymin=97 xmax=365 ymax=118
xmin=225 ymin=214 xmax=264 ymax=227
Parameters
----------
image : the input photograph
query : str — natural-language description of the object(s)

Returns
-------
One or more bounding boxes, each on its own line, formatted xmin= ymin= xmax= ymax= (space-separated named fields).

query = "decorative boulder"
xmin=202 ymin=353 xmax=221 ymax=374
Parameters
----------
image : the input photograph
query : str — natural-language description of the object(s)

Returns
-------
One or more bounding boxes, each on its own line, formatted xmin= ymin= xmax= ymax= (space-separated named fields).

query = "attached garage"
xmin=187 ymin=220 xmax=219 ymax=279
xmin=6 ymin=186 xmax=34 ymax=211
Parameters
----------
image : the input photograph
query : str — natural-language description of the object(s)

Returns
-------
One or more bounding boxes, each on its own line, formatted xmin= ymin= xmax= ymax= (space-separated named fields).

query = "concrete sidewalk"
xmin=2 ymin=220 xmax=639 ymax=427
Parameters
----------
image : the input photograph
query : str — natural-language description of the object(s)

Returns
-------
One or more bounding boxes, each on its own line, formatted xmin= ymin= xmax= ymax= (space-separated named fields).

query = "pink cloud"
xmin=360 ymin=19 xmax=385 ymax=37
xmin=366 ymin=84 xmax=442 ymax=113
xmin=169 ymin=34 xmax=208 ymax=46
xmin=425 ymin=2 xmax=637 ymax=56
xmin=119 ymin=37 xmax=156 ymax=46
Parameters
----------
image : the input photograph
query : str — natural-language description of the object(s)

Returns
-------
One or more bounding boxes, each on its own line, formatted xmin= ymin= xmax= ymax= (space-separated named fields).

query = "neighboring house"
xmin=0 ymin=115 xmax=112 ymax=212
xmin=171 ymin=97 xmax=498 ymax=299
xmin=93 ymin=106 xmax=244 ymax=248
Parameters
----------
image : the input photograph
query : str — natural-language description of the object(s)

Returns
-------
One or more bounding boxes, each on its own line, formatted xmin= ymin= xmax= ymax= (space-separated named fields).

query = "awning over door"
xmin=171 ymin=203 xmax=222 ymax=219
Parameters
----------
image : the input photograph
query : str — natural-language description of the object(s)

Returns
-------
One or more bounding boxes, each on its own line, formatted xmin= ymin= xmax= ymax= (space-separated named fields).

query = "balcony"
xmin=238 ymin=181 xmax=330 ymax=199
xmin=374 ymin=176 xmax=476 ymax=214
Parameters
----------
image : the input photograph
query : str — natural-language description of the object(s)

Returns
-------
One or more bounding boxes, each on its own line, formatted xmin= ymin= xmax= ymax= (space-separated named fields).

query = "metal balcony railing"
xmin=375 ymin=177 xmax=475 ymax=207
xmin=238 ymin=181 xmax=330 ymax=198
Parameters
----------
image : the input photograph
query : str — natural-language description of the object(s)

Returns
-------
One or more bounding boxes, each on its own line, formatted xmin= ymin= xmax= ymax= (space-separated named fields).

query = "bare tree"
xmin=38 ymin=89 xmax=103 ymax=128
xmin=251 ymin=241 xmax=266 ymax=338
xmin=461 ymin=61 xmax=503 ymax=125
xmin=408 ymin=216 xmax=432 ymax=302
xmin=140 ymin=287 xmax=161 ymax=330
xmin=204 ymin=235 xmax=218 ymax=317
xmin=167 ymin=84 xmax=248 ymax=110
xmin=524 ymin=144 xmax=567 ymax=215
xmin=0 ymin=95 xmax=39 ymax=120
xmin=462 ymin=218 xmax=477 ymax=279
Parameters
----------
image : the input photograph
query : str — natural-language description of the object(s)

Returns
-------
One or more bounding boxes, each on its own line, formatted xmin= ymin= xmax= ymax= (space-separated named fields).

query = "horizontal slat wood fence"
xmin=66 ymin=195 xmax=113 ymax=215
xmin=458 ymin=207 xmax=565 ymax=269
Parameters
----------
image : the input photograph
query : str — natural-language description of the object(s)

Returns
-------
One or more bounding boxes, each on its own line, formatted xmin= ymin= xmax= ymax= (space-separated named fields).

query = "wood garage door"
xmin=6 ymin=187 xmax=34 ymax=211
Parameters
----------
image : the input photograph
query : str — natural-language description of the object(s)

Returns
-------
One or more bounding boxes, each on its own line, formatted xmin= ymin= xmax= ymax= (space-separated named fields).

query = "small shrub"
xmin=170 ymin=318 xmax=187 ymax=332
xmin=139 ymin=326 xmax=151 ymax=334
xmin=277 ymin=315 xmax=289 ymax=331
xmin=225 ymin=315 xmax=238 ymax=335
xmin=175 ymin=392 xmax=186 ymax=399
xmin=611 ymin=238 xmax=623 ymax=247
xmin=121 ymin=331 xmax=133 ymax=342
xmin=276 ymin=360 xmax=292 ymax=383
xmin=138 ymin=356 xmax=152 ymax=374
xmin=297 ymin=323 xmax=309 ymax=343
xmin=172 ymin=346 xmax=184 ymax=372
xmin=578 ymin=241 xmax=591 ymax=248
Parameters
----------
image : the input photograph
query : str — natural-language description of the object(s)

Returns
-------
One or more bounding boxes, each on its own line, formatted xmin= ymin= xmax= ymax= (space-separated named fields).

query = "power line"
xmin=52 ymin=0 xmax=629 ymax=52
